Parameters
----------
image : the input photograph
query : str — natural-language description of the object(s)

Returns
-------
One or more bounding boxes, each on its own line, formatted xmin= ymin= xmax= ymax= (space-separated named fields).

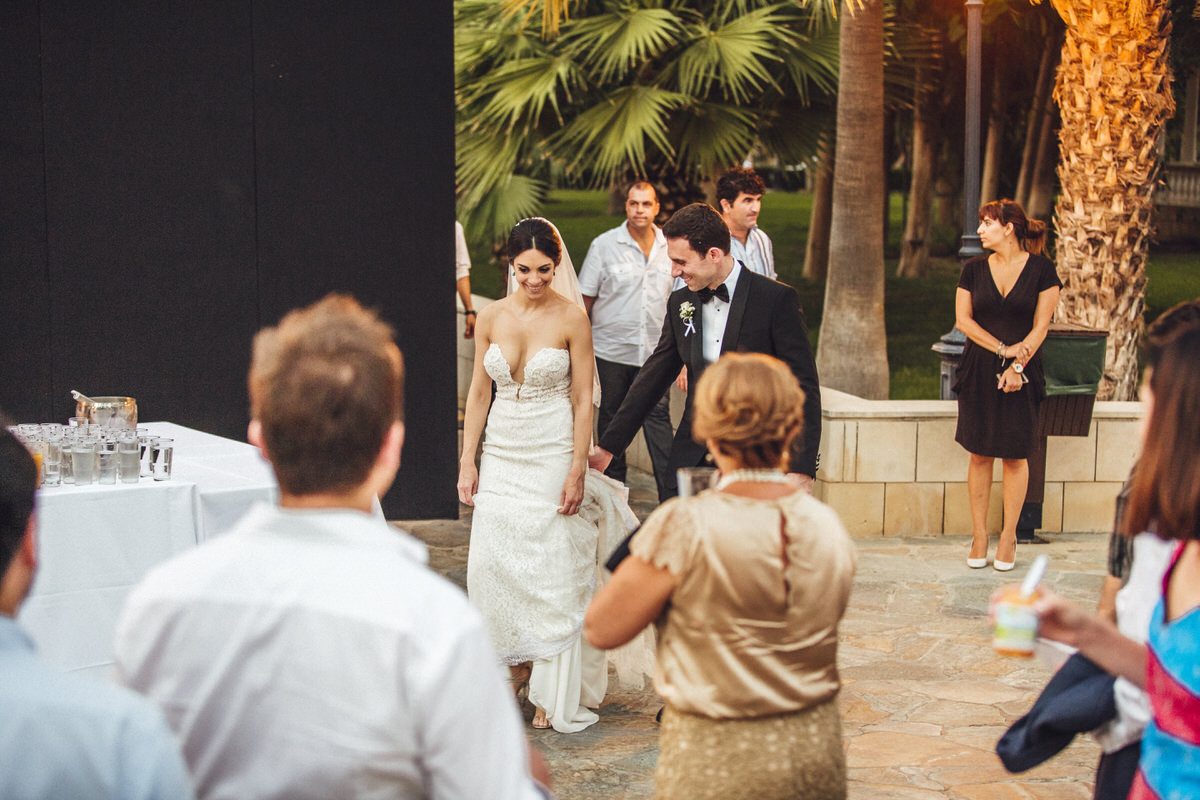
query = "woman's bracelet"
xmin=997 ymin=342 xmax=1006 ymax=357
xmin=464 ymin=309 xmax=476 ymax=317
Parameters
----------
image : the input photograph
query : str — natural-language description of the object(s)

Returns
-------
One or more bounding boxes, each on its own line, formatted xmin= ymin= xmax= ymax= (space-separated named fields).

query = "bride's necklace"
xmin=715 ymin=469 xmax=791 ymax=490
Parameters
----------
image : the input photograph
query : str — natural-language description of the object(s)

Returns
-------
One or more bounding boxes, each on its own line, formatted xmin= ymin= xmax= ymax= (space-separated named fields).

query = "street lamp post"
xmin=933 ymin=0 xmax=985 ymax=399
xmin=960 ymin=0 xmax=984 ymax=262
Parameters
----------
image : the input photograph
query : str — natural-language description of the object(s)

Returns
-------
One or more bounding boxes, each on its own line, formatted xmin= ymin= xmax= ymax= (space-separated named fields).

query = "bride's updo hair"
xmin=507 ymin=218 xmax=563 ymax=266
xmin=692 ymin=353 xmax=805 ymax=470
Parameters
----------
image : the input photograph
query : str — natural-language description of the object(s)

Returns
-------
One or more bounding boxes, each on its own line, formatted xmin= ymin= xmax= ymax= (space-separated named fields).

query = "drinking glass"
xmin=139 ymin=436 xmax=158 ymax=477
xmin=60 ymin=435 xmax=75 ymax=484
xmin=152 ymin=438 xmax=174 ymax=481
xmin=98 ymin=440 xmax=118 ymax=484
xmin=117 ymin=435 xmax=140 ymax=484
xmin=24 ymin=439 xmax=45 ymax=488
xmin=676 ymin=467 xmax=717 ymax=498
xmin=72 ymin=441 xmax=96 ymax=485
xmin=42 ymin=438 xmax=63 ymax=487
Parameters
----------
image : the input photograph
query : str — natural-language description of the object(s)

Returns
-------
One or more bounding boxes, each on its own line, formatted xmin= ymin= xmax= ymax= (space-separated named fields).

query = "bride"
xmin=458 ymin=217 xmax=629 ymax=733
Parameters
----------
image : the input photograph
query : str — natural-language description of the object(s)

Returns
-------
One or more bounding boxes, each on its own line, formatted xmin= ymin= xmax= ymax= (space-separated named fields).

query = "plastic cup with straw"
xmin=993 ymin=555 xmax=1050 ymax=658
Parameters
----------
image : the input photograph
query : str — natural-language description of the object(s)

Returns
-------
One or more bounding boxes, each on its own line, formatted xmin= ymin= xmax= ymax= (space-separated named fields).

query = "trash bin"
xmin=1036 ymin=324 xmax=1110 ymax=437
xmin=1020 ymin=322 xmax=1109 ymax=541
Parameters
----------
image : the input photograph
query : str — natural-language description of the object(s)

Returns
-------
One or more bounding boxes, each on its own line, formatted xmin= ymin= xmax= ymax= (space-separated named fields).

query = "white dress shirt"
xmin=700 ymin=260 xmax=743 ymax=365
xmin=730 ymin=226 xmax=775 ymax=280
xmin=578 ymin=222 xmax=673 ymax=366
xmin=454 ymin=221 xmax=471 ymax=281
xmin=114 ymin=503 xmax=544 ymax=800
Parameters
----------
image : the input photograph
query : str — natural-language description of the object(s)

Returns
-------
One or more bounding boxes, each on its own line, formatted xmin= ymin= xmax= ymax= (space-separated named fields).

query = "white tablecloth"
xmin=18 ymin=422 xmax=278 ymax=678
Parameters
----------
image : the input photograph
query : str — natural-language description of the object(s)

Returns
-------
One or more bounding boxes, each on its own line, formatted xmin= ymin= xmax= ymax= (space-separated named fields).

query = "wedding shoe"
xmin=968 ymin=534 xmax=989 ymax=569
xmin=993 ymin=558 xmax=1016 ymax=572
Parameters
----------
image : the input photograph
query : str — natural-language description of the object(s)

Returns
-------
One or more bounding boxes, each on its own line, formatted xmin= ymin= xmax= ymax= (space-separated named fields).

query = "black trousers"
xmin=595 ymin=357 xmax=673 ymax=500
xmin=1094 ymin=741 xmax=1140 ymax=800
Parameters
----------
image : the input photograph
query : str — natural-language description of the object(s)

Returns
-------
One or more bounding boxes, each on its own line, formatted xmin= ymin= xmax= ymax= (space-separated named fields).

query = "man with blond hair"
xmin=114 ymin=295 xmax=551 ymax=799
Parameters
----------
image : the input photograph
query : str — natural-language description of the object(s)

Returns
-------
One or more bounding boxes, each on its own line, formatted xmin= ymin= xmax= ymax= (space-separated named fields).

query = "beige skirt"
xmin=654 ymin=698 xmax=846 ymax=800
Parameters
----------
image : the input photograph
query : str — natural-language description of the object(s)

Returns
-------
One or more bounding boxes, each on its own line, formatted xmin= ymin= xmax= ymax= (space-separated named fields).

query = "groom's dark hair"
xmin=249 ymin=294 xmax=404 ymax=496
xmin=662 ymin=203 xmax=731 ymax=256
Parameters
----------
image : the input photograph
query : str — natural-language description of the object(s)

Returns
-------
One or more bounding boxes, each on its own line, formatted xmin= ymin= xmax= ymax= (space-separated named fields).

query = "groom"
xmin=589 ymin=202 xmax=821 ymax=500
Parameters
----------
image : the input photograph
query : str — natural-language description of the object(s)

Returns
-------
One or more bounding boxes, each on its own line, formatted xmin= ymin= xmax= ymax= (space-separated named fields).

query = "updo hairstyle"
xmin=507 ymin=218 xmax=563 ymax=267
xmin=978 ymin=199 xmax=1047 ymax=255
xmin=691 ymin=353 xmax=805 ymax=470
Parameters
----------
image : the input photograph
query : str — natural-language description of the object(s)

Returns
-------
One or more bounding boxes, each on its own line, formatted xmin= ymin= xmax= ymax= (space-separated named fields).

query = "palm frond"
xmin=563 ymin=8 xmax=684 ymax=83
xmin=781 ymin=23 xmax=840 ymax=103
xmin=463 ymin=55 xmax=584 ymax=128
xmin=460 ymin=173 xmax=549 ymax=241
xmin=547 ymin=85 xmax=688 ymax=181
xmin=669 ymin=101 xmax=758 ymax=174
xmin=668 ymin=7 xmax=792 ymax=102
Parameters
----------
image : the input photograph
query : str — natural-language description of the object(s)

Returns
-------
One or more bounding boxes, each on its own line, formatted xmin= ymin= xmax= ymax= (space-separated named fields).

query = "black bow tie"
xmin=696 ymin=284 xmax=730 ymax=304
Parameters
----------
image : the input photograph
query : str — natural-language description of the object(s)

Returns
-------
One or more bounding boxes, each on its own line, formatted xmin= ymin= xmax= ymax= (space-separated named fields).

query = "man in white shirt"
xmin=114 ymin=295 xmax=551 ymax=800
xmin=455 ymin=221 xmax=477 ymax=339
xmin=0 ymin=423 xmax=195 ymax=800
xmin=579 ymin=181 xmax=675 ymax=499
xmin=717 ymin=166 xmax=775 ymax=280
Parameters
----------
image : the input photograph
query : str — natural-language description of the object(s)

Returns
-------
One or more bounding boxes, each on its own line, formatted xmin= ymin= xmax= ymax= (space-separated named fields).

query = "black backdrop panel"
xmin=0 ymin=1 xmax=52 ymax=423
xmin=253 ymin=1 xmax=456 ymax=518
xmin=0 ymin=2 xmax=454 ymax=518
xmin=39 ymin=1 xmax=259 ymax=435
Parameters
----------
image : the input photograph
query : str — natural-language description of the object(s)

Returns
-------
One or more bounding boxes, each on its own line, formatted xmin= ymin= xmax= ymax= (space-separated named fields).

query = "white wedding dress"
xmin=467 ymin=343 xmax=639 ymax=733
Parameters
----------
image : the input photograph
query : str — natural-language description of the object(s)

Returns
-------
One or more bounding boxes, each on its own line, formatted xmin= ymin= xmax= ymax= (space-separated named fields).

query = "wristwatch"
xmin=1012 ymin=361 xmax=1024 ymax=375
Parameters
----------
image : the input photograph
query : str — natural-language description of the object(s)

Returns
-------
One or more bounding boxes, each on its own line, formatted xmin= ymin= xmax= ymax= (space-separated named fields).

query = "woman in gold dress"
xmin=585 ymin=352 xmax=857 ymax=799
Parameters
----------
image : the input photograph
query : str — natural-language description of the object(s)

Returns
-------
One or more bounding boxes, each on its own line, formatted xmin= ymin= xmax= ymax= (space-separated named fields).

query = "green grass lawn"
xmin=465 ymin=190 xmax=1198 ymax=399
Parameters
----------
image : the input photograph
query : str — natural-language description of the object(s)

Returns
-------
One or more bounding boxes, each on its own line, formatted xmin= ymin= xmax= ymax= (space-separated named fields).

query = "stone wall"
xmin=458 ymin=297 xmax=1143 ymax=535
xmin=812 ymin=388 xmax=1142 ymax=536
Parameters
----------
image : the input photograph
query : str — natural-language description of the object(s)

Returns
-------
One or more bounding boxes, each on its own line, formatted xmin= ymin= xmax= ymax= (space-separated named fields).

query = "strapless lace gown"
xmin=467 ymin=343 xmax=636 ymax=733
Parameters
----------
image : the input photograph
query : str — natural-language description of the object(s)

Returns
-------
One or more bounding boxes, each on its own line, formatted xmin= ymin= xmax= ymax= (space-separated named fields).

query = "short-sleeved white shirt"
xmin=578 ymin=222 xmax=673 ymax=366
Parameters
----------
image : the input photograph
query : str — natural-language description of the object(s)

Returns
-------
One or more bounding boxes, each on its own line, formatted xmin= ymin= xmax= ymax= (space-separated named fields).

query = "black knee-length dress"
xmin=954 ymin=254 xmax=1062 ymax=459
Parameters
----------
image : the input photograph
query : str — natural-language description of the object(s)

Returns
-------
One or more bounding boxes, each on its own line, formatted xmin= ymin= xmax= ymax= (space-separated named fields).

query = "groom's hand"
xmin=588 ymin=447 xmax=613 ymax=473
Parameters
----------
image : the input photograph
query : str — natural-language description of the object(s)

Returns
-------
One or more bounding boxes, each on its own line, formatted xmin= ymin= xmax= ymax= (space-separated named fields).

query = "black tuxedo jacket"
xmin=597 ymin=267 xmax=822 ymax=488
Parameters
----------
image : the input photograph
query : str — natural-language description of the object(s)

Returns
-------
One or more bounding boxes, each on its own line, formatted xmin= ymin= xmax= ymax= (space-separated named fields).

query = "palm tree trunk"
xmin=1052 ymin=0 xmax=1175 ymax=400
xmin=1026 ymin=98 xmax=1059 ymax=220
xmin=804 ymin=139 xmax=835 ymax=282
xmin=980 ymin=67 xmax=1007 ymax=204
xmin=897 ymin=75 xmax=937 ymax=278
xmin=1015 ymin=41 xmax=1056 ymax=207
xmin=817 ymin=0 xmax=889 ymax=399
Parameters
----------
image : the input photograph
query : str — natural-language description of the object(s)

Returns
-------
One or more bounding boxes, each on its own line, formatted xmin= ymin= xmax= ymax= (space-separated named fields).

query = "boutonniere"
xmin=679 ymin=301 xmax=696 ymax=337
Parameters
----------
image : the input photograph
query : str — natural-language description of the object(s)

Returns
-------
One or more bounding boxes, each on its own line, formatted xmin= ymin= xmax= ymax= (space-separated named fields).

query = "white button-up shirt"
xmin=114 ymin=503 xmax=545 ymax=800
xmin=730 ymin=226 xmax=775 ymax=280
xmin=701 ymin=260 xmax=743 ymax=364
xmin=454 ymin=221 xmax=471 ymax=280
xmin=578 ymin=222 xmax=673 ymax=366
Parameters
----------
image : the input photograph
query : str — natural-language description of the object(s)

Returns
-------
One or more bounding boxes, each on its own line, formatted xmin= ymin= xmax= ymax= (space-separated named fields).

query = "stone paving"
xmin=400 ymin=468 xmax=1108 ymax=799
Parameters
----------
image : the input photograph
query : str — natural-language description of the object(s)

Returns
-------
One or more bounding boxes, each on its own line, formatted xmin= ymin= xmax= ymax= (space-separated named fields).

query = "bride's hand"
xmin=457 ymin=462 xmax=478 ymax=506
xmin=559 ymin=468 xmax=584 ymax=515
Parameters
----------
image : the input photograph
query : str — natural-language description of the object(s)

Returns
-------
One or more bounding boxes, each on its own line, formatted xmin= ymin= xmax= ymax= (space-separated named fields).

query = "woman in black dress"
xmin=954 ymin=199 xmax=1061 ymax=571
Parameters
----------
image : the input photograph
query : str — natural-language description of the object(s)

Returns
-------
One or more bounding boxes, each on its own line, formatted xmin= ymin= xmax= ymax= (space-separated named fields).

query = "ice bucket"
xmin=76 ymin=396 xmax=138 ymax=429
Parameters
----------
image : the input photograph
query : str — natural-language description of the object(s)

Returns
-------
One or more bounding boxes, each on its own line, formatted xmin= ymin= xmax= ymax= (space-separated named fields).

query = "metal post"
xmin=959 ymin=0 xmax=984 ymax=261
xmin=935 ymin=0 xmax=984 ymax=399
